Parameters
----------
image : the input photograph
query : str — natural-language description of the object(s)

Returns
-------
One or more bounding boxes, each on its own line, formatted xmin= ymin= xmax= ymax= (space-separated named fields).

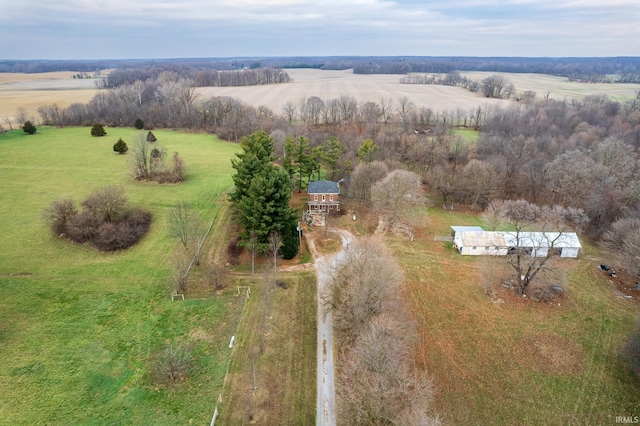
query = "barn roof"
xmin=503 ymin=232 xmax=582 ymax=249
xmin=307 ymin=180 xmax=340 ymax=194
xmin=454 ymin=230 xmax=581 ymax=249
xmin=451 ymin=226 xmax=485 ymax=233
xmin=455 ymin=231 xmax=506 ymax=248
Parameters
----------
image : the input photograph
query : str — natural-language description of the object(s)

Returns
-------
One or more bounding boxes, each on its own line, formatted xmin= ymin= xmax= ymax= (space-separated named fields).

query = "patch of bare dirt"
xmin=596 ymin=265 xmax=640 ymax=301
xmin=189 ymin=328 xmax=214 ymax=343
xmin=515 ymin=333 xmax=587 ymax=375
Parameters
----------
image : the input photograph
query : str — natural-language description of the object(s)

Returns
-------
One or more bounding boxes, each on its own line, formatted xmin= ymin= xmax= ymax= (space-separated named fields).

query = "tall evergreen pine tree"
xmin=230 ymin=131 xmax=295 ymax=252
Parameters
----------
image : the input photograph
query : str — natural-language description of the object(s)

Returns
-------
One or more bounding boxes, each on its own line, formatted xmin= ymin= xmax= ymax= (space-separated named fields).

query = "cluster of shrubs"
xmin=42 ymin=185 xmax=152 ymax=252
xmin=131 ymin=133 xmax=186 ymax=184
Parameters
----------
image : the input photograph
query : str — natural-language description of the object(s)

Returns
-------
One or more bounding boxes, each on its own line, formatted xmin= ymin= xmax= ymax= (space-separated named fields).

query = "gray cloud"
xmin=0 ymin=0 xmax=638 ymax=59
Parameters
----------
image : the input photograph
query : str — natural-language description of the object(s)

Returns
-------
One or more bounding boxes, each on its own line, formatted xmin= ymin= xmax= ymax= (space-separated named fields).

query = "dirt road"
xmin=310 ymin=229 xmax=354 ymax=426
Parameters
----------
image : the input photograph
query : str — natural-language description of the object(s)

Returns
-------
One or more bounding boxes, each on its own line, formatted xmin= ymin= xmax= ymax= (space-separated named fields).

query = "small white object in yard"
xmin=229 ymin=335 xmax=236 ymax=348
xmin=352 ymin=214 xmax=356 ymax=221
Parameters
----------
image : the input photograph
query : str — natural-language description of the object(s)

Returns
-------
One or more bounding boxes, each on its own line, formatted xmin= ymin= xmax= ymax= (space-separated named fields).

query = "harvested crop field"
xmin=462 ymin=71 xmax=640 ymax=101
xmin=0 ymin=72 xmax=98 ymax=125
xmin=197 ymin=68 xmax=509 ymax=113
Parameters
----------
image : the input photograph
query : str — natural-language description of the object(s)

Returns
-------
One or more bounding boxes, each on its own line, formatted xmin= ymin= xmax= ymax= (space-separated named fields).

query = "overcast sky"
xmin=0 ymin=0 xmax=638 ymax=59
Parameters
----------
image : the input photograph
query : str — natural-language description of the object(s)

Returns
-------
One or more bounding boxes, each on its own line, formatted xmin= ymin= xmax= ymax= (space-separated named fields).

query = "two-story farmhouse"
xmin=307 ymin=180 xmax=340 ymax=212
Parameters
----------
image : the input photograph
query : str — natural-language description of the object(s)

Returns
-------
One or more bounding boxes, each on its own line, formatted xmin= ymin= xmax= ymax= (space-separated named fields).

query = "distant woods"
xmin=98 ymin=67 xmax=290 ymax=89
xmin=353 ymin=56 xmax=640 ymax=83
xmin=5 ymin=56 xmax=640 ymax=82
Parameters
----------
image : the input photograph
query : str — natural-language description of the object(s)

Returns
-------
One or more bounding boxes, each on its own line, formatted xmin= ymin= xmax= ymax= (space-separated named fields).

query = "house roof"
xmin=307 ymin=180 xmax=340 ymax=194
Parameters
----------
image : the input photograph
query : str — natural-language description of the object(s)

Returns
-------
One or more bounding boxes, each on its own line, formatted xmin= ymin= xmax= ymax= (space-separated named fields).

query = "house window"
xmin=322 ymin=195 xmax=326 ymax=202
xmin=314 ymin=195 xmax=318 ymax=201
xmin=330 ymin=194 xmax=334 ymax=201
xmin=472 ymin=246 xmax=477 ymax=250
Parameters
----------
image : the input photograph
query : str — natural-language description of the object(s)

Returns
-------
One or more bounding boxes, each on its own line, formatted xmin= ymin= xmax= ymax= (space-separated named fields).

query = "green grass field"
xmin=218 ymin=272 xmax=317 ymax=425
xmin=0 ymin=126 xmax=246 ymax=424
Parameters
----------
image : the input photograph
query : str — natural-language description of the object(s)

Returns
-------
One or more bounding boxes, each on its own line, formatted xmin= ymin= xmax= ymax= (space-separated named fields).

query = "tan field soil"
xmin=197 ymin=68 xmax=509 ymax=114
xmin=462 ymin=71 xmax=640 ymax=101
xmin=0 ymin=72 xmax=99 ymax=125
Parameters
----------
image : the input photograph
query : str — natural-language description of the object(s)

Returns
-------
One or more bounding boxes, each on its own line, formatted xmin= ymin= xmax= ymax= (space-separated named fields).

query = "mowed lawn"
xmin=381 ymin=207 xmax=640 ymax=425
xmin=0 ymin=127 xmax=243 ymax=424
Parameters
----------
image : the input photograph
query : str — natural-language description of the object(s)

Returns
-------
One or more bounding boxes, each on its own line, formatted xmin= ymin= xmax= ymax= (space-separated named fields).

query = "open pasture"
xmin=0 ymin=127 xmax=244 ymax=424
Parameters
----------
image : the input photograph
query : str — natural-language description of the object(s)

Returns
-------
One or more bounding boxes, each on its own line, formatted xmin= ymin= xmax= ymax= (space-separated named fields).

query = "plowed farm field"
xmin=0 ymin=72 xmax=99 ymax=125
xmin=3 ymin=68 xmax=638 ymax=127
xmin=197 ymin=68 xmax=508 ymax=113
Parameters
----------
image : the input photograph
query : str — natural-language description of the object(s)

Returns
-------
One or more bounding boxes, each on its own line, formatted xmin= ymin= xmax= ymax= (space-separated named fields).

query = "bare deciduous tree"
xmin=602 ymin=218 xmax=640 ymax=275
xmin=329 ymin=237 xmax=440 ymax=425
xmin=500 ymin=199 xmax=588 ymax=296
xmin=265 ymin=231 xmax=283 ymax=275
xmin=482 ymin=74 xmax=512 ymax=98
xmin=82 ymin=185 xmax=128 ymax=223
xmin=348 ymin=161 xmax=388 ymax=201
xmin=1 ymin=117 xmax=13 ymax=130
xmin=458 ymin=159 xmax=500 ymax=210
xmin=481 ymin=199 xmax=506 ymax=231
xmin=327 ymin=237 xmax=403 ymax=344
xmin=42 ymin=198 xmax=77 ymax=236
xmin=282 ymin=101 xmax=297 ymax=124
xmin=173 ymin=249 xmax=190 ymax=294
xmin=246 ymin=231 xmax=259 ymax=279
xmin=131 ymin=133 xmax=152 ymax=179
xmin=15 ymin=107 xmax=30 ymax=126
xmin=370 ymin=169 xmax=423 ymax=231
xmin=169 ymin=201 xmax=198 ymax=250
xmin=338 ymin=315 xmax=440 ymax=426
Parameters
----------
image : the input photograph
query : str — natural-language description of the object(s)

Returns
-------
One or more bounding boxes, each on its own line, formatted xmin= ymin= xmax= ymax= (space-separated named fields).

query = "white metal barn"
xmin=451 ymin=226 xmax=581 ymax=258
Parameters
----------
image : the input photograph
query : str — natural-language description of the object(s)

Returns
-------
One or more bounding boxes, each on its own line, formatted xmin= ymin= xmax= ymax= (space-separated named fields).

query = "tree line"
xmin=328 ymin=237 xmax=440 ymax=424
xmin=99 ymin=67 xmax=290 ymax=89
xmin=5 ymin=56 xmax=639 ymax=79
xmin=352 ymin=56 xmax=640 ymax=81
xmin=400 ymin=71 xmax=517 ymax=99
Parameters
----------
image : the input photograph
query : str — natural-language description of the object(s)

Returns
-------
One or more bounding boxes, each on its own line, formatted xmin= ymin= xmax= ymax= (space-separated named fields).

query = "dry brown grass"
xmin=358 ymin=199 xmax=640 ymax=424
xmin=515 ymin=333 xmax=587 ymax=376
